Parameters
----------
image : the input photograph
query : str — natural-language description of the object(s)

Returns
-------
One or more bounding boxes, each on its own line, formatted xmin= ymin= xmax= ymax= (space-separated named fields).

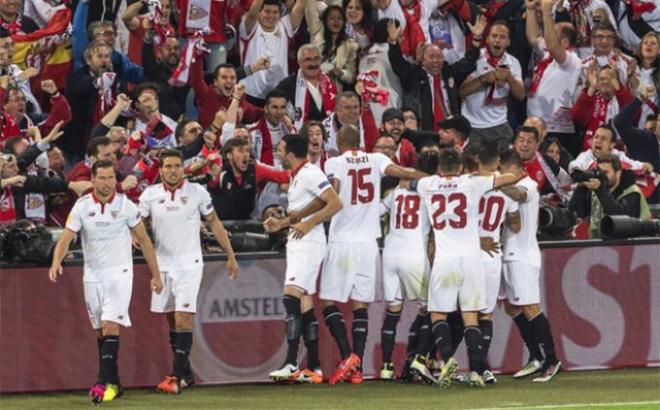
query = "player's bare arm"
xmin=48 ymin=228 xmax=76 ymax=283
xmin=204 ymin=211 xmax=239 ymax=278
xmin=498 ymin=184 xmax=528 ymax=203
xmin=505 ymin=210 xmax=522 ymax=233
xmin=493 ymin=172 xmax=524 ymax=190
xmin=480 ymin=237 xmax=501 ymax=258
xmin=291 ymin=187 xmax=343 ymax=240
xmin=131 ymin=221 xmax=164 ymax=294
xmin=384 ymin=164 xmax=428 ymax=180
xmin=264 ymin=197 xmax=325 ymax=232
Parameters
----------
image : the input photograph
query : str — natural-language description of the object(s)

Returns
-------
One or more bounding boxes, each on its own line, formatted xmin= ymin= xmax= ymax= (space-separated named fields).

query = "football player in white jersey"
xmin=49 ymin=160 xmax=164 ymax=405
xmin=499 ymin=150 xmax=562 ymax=383
xmin=264 ymin=134 xmax=342 ymax=384
xmin=138 ymin=149 xmax=239 ymax=394
xmin=474 ymin=144 xmax=521 ymax=384
xmin=402 ymin=149 xmax=521 ymax=387
xmin=321 ymin=125 xmax=426 ymax=385
xmin=379 ymin=151 xmax=439 ymax=381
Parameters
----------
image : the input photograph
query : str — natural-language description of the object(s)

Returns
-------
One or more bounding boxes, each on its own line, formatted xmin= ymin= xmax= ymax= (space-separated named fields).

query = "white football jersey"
xmin=139 ymin=181 xmax=214 ymax=271
xmin=287 ymin=162 xmax=333 ymax=242
xmin=415 ymin=174 xmax=495 ymax=258
xmin=382 ymin=186 xmax=431 ymax=255
xmin=66 ymin=192 xmax=141 ymax=281
xmin=502 ymin=176 xmax=541 ymax=267
xmin=478 ymin=187 xmax=519 ymax=241
xmin=325 ymin=150 xmax=392 ymax=241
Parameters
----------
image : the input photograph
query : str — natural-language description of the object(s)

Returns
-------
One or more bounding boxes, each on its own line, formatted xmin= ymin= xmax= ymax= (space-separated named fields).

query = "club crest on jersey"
xmin=111 ymin=211 xmax=119 ymax=219
xmin=181 ymin=196 xmax=189 ymax=205
xmin=158 ymin=198 xmax=166 ymax=204
xmin=87 ymin=211 xmax=96 ymax=217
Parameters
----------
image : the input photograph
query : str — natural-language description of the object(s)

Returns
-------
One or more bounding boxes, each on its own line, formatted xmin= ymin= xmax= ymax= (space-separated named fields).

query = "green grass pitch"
xmin=1 ymin=368 xmax=659 ymax=409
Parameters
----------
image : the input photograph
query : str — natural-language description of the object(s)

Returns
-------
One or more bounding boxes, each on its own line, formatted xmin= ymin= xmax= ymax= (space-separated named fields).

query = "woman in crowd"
xmin=343 ymin=0 xmax=373 ymax=53
xmin=635 ymin=32 xmax=660 ymax=129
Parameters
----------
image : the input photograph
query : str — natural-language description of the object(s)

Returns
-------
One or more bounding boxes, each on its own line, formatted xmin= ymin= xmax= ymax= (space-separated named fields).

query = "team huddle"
xmin=265 ymin=126 xmax=561 ymax=388
xmin=47 ymin=125 xmax=559 ymax=405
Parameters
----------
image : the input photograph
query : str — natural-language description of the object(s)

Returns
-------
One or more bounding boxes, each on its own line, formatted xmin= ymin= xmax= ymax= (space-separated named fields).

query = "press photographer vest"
xmin=588 ymin=184 xmax=651 ymax=238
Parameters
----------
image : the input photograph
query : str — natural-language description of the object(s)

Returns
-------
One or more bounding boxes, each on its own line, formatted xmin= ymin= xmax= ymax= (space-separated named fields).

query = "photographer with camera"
xmin=569 ymin=154 xmax=652 ymax=238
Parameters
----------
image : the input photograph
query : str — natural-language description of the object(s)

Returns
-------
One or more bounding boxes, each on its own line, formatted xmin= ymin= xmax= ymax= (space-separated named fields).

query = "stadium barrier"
xmin=1 ymin=239 xmax=659 ymax=393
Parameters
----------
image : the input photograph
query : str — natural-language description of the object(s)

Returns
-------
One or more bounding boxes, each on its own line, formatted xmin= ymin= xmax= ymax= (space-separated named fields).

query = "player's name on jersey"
xmin=207 ymin=297 xmax=284 ymax=320
xmin=345 ymin=154 xmax=370 ymax=164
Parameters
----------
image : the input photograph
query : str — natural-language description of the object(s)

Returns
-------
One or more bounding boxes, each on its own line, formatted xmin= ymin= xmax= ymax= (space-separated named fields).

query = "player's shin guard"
xmin=479 ymin=319 xmax=493 ymax=368
xmin=99 ymin=336 xmax=119 ymax=385
xmin=431 ymin=320 xmax=453 ymax=361
xmin=415 ymin=314 xmax=432 ymax=357
xmin=380 ymin=309 xmax=401 ymax=363
xmin=173 ymin=331 xmax=193 ymax=379
xmin=464 ymin=326 xmax=485 ymax=374
xmin=529 ymin=313 xmax=558 ymax=365
xmin=447 ymin=311 xmax=464 ymax=356
xmin=169 ymin=329 xmax=177 ymax=374
xmin=513 ymin=312 xmax=544 ymax=362
xmin=283 ymin=295 xmax=303 ymax=366
xmin=302 ymin=309 xmax=320 ymax=370
xmin=323 ymin=305 xmax=351 ymax=359
xmin=352 ymin=308 xmax=369 ymax=361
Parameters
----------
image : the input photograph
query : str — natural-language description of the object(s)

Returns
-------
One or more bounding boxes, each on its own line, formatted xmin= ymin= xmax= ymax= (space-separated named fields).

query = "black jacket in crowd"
xmin=569 ymin=169 xmax=644 ymax=219
xmin=142 ymin=39 xmax=190 ymax=121
xmin=388 ymin=43 xmax=478 ymax=132
xmin=208 ymin=161 xmax=257 ymax=221
xmin=276 ymin=73 xmax=328 ymax=123
xmin=613 ymin=97 xmax=660 ymax=204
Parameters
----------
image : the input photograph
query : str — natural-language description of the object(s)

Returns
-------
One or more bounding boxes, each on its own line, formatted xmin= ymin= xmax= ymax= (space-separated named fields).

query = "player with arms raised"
xmin=138 ymin=149 xmax=239 ymax=394
xmin=321 ymin=125 xmax=426 ymax=384
xmin=265 ymin=134 xmax=343 ymax=384
xmin=402 ymin=149 xmax=520 ymax=387
xmin=49 ymin=160 xmax=164 ymax=405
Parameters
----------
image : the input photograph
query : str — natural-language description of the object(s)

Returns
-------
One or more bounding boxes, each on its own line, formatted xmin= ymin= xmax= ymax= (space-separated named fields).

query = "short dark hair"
xmin=134 ymin=82 xmax=161 ymax=100
xmin=222 ymin=137 xmax=249 ymax=156
xmin=417 ymin=139 xmax=440 ymax=153
xmin=265 ymin=89 xmax=288 ymax=105
xmin=477 ymin=140 xmax=500 ymax=166
xmin=176 ymin=119 xmax=199 ymax=141
xmin=282 ymin=134 xmax=308 ymax=158
xmin=499 ymin=149 xmax=523 ymax=168
xmin=596 ymin=123 xmax=616 ymax=142
xmin=591 ymin=21 xmax=617 ymax=36
xmin=516 ymin=126 xmax=540 ymax=142
xmin=596 ymin=153 xmax=622 ymax=171
xmin=558 ymin=23 xmax=577 ymax=48
xmin=3 ymin=137 xmax=25 ymax=155
xmin=489 ymin=19 xmax=510 ymax=35
xmin=158 ymin=149 xmax=183 ymax=165
xmin=438 ymin=149 xmax=462 ymax=173
xmin=213 ymin=63 xmax=236 ymax=79
xmin=91 ymin=159 xmax=115 ymax=176
xmin=461 ymin=143 xmax=480 ymax=172
xmin=336 ymin=91 xmax=359 ymax=106
xmin=401 ymin=106 xmax=418 ymax=119
xmin=416 ymin=151 xmax=439 ymax=175
xmin=262 ymin=0 xmax=281 ymax=9
xmin=87 ymin=136 xmax=111 ymax=158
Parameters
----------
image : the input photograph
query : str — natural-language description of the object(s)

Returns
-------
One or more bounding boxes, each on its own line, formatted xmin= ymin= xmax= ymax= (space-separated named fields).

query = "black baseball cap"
xmin=382 ymin=108 xmax=404 ymax=124
xmin=438 ymin=115 xmax=471 ymax=137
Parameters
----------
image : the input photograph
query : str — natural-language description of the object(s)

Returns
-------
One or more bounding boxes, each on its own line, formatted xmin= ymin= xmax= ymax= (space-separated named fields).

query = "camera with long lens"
xmin=571 ymin=168 xmax=608 ymax=184
xmin=538 ymin=206 xmax=577 ymax=239
xmin=601 ymin=215 xmax=660 ymax=238
xmin=0 ymin=220 xmax=56 ymax=264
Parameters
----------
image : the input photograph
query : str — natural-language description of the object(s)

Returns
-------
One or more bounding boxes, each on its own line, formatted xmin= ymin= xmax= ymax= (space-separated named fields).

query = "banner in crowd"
xmin=1 ymin=243 xmax=658 ymax=393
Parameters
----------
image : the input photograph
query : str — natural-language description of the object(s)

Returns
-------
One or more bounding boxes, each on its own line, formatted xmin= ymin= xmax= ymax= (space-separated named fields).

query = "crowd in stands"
xmin=0 ymin=0 xmax=658 ymax=241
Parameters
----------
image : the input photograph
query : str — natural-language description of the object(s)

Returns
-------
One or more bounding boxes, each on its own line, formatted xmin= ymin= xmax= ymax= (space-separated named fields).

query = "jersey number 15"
xmin=348 ymin=168 xmax=374 ymax=204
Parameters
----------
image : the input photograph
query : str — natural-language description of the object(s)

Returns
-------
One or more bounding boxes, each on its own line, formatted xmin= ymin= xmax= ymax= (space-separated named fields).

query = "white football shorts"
xmin=480 ymin=251 xmax=503 ymax=314
xmin=151 ymin=266 xmax=204 ymax=314
xmin=320 ymin=240 xmax=380 ymax=303
xmin=502 ymin=261 xmax=541 ymax=306
xmin=284 ymin=238 xmax=326 ymax=295
xmin=84 ymin=268 xmax=133 ymax=329
xmin=382 ymin=251 xmax=430 ymax=305
xmin=428 ymin=255 xmax=486 ymax=313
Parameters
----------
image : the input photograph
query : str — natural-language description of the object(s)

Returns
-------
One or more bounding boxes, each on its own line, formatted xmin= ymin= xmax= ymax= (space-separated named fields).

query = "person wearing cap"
xmin=381 ymin=108 xmax=416 ymax=167
xmin=437 ymin=115 xmax=472 ymax=153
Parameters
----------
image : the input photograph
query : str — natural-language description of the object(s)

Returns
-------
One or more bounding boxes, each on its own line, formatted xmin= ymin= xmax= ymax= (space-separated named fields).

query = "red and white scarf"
xmin=569 ymin=0 xmax=591 ymax=48
xmin=582 ymin=93 xmax=611 ymax=150
xmin=484 ymin=50 xmax=506 ymax=105
xmin=294 ymin=69 xmax=337 ymax=130
xmin=529 ymin=53 xmax=554 ymax=97
xmin=170 ymin=32 xmax=209 ymax=87
xmin=357 ymin=70 xmax=390 ymax=106
xmin=148 ymin=0 xmax=170 ymax=46
xmin=400 ymin=0 xmax=426 ymax=59
xmin=250 ymin=117 xmax=289 ymax=166
xmin=0 ymin=187 xmax=17 ymax=226
xmin=93 ymin=72 xmax=117 ymax=125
